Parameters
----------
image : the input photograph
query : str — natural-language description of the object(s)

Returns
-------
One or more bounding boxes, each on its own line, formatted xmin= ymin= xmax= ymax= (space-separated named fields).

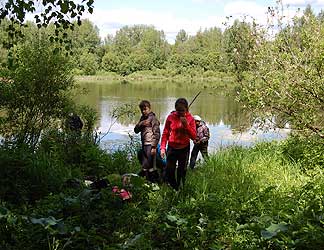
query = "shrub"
xmin=0 ymin=31 xmax=74 ymax=149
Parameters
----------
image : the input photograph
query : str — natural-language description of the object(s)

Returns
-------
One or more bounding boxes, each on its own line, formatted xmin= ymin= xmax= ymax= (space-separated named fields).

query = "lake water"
xmin=76 ymin=80 xmax=289 ymax=152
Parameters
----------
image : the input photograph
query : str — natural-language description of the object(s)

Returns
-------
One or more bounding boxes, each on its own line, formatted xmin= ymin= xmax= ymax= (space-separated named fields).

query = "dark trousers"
xmin=142 ymin=145 xmax=155 ymax=170
xmin=141 ymin=145 xmax=158 ymax=182
xmin=165 ymin=146 xmax=190 ymax=190
xmin=189 ymin=142 xmax=208 ymax=169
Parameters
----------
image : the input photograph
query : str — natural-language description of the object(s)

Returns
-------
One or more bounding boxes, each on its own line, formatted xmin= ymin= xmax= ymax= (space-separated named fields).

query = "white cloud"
xmin=282 ymin=0 xmax=324 ymax=7
xmin=85 ymin=0 xmax=322 ymax=43
xmin=224 ymin=1 xmax=266 ymax=16
xmin=191 ymin=0 xmax=221 ymax=3
xmin=224 ymin=1 xmax=268 ymax=21
xmin=86 ymin=8 xmax=225 ymax=43
xmin=282 ymin=0 xmax=311 ymax=5
xmin=222 ymin=0 xmax=308 ymax=29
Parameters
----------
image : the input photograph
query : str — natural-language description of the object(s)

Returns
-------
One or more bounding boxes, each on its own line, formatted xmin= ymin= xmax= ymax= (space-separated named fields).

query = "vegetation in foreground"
xmin=1 ymin=134 xmax=324 ymax=250
xmin=1 ymin=1 xmax=324 ymax=249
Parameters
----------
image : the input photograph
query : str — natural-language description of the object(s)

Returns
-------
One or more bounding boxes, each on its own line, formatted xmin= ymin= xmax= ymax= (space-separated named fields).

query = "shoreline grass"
xmin=1 ymin=138 xmax=324 ymax=249
xmin=148 ymin=141 xmax=323 ymax=249
xmin=74 ymin=70 xmax=235 ymax=84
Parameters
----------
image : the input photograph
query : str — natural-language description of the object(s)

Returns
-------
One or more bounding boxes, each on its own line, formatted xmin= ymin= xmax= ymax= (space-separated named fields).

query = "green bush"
xmin=0 ymin=31 xmax=74 ymax=149
xmin=281 ymin=134 xmax=324 ymax=170
xmin=78 ymin=52 xmax=99 ymax=75
xmin=0 ymin=145 xmax=69 ymax=204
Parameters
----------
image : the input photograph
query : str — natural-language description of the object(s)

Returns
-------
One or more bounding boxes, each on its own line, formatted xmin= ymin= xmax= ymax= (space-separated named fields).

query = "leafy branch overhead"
xmin=237 ymin=5 xmax=324 ymax=139
xmin=0 ymin=0 xmax=94 ymax=46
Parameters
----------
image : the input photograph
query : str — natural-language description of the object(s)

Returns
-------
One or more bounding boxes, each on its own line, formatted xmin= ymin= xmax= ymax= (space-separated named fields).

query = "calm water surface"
xmin=76 ymin=80 xmax=289 ymax=152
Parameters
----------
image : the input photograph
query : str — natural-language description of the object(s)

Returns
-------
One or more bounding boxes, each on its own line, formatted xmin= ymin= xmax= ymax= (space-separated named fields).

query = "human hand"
xmin=151 ymin=147 xmax=156 ymax=156
xmin=141 ymin=119 xmax=151 ymax=127
xmin=160 ymin=149 xmax=166 ymax=159
xmin=180 ymin=117 xmax=187 ymax=126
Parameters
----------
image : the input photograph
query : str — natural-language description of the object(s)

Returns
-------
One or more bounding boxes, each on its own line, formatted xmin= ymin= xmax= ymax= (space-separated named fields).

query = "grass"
xmin=1 ymin=139 xmax=324 ymax=249
xmin=74 ymin=70 xmax=235 ymax=87
xmin=143 ymin=142 xmax=323 ymax=249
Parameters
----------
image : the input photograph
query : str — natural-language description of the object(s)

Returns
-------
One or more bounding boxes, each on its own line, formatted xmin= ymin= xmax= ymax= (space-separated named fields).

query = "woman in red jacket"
xmin=160 ymin=98 xmax=196 ymax=190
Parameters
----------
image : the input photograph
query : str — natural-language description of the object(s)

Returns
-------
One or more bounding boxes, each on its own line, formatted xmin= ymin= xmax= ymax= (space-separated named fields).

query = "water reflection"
xmin=76 ymin=81 xmax=289 ymax=152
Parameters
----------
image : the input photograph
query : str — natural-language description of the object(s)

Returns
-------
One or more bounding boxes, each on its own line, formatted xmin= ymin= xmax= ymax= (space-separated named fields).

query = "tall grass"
xmin=145 ymin=142 xmax=323 ymax=249
xmin=1 ymin=139 xmax=324 ymax=249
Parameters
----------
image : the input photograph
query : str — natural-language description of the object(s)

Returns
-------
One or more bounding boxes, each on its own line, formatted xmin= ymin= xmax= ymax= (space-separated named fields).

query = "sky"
xmin=85 ymin=0 xmax=324 ymax=43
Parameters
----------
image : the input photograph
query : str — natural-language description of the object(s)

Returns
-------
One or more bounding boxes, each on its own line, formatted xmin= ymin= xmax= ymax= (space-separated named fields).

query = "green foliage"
xmin=1 ymin=137 xmax=324 ymax=249
xmin=64 ymin=19 xmax=101 ymax=75
xmin=101 ymin=51 xmax=122 ymax=72
xmin=69 ymin=19 xmax=101 ymax=54
xmin=238 ymin=5 xmax=324 ymax=139
xmin=0 ymin=7 xmax=266 ymax=79
xmin=77 ymin=51 xmax=99 ymax=75
xmin=0 ymin=0 xmax=94 ymax=48
xmin=100 ymin=25 xmax=169 ymax=75
xmin=175 ymin=29 xmax=188 ymax=45
xmin=0 ymin=32 xmax=74 ymax=149
xmin=281 ymin=134 xmax=324 ymax=170
xmin=2 ymin=1 xmax=324 ymax=249
xmin=223 ymin=18 xmax=257 ymax=81
xmin=0 ymin=145 xmax=69 ymax=204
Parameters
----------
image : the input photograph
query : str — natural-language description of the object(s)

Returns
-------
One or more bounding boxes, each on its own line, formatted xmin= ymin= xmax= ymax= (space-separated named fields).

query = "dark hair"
xmin=139 ymin=100 xmax=151 ymax=109
xmin=175 ymin=98 xmax=188 ymax=109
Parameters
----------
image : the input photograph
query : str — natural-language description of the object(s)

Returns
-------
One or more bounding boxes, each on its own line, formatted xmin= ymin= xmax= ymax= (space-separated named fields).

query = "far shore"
xmin=74 ymin=71 xmax=236 ymax=90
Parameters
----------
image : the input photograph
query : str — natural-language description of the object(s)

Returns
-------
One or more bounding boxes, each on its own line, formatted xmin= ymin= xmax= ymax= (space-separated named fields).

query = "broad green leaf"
xmin=166 ymin=214 xmax=178 ymax=222
xmin=261 ymin=222 xmax=288 ymax=239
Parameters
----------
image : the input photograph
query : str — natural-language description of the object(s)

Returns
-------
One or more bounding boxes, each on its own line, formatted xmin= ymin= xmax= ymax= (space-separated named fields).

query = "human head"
xmin=139 ymin=100 xmax=151 ymax=116
xmin=193 ymin=115 xmax=201 ymax=125
xmin=175 ymin=98 xmax=188 ymax=117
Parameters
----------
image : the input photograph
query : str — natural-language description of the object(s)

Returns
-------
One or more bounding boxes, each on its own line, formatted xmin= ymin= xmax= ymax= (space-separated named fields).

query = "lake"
xmin=75 ymin=80 xmax=289 ymax=152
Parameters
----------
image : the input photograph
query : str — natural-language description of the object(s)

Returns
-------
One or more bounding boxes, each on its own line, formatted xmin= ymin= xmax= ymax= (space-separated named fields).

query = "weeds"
xmin=1 ymin=137 xmax=324 ymax=249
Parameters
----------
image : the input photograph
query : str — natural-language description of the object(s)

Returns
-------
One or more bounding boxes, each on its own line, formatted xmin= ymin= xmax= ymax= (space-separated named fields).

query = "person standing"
xmin=134 ymin=100 xmax=160 ymax=182
xmin=160 ymin=98 xmax=196 ymax=190
xmin=66 ymin=112 xmax=83 ymax=135
xmin=189 ymin=115 xmax=210 ymax=169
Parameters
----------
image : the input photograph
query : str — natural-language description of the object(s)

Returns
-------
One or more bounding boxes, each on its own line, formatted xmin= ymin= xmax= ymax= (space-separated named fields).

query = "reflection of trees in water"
xmin=75 ymin=81 xmax=253 ymax=130
xmin=189 ymin=92 xmax=252 ymax=131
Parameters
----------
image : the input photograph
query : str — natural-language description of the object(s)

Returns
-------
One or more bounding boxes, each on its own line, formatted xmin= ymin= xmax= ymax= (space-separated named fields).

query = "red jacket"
xmin=161 ymin=111 xmax=196 ymax=150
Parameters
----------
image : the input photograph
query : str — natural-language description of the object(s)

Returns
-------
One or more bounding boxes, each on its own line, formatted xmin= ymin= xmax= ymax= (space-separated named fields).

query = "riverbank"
xmin=74 ymin=70 xmax=236 ymax=90
xmin=1 ymin=136 xmax=324 ymax=249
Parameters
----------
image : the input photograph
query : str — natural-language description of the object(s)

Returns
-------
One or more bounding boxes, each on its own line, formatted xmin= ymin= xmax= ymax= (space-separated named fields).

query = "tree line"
xmin=1 ymin=4 xmax=324 ymax=139
xmin=0 ymin=16 xmax=256 ymax=77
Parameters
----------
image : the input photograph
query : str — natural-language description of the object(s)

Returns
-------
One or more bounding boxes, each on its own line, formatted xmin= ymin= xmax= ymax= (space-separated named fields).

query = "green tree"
xmin=140 ymin=28 xmax=168 ymax=68
xmin=129 ymin=48 xmax=153 ymax=71
xmin=239 ymin=6 xmax=324 ymax=139
xmin=223 ymin=19 xmax=257 ymax=80
xmin=169 ymin=27 xmax=224 ymax=74
xmin=65 ymin=19 xmax=101 ymax=74
xmin=78 ymin=51 xmax=99 ymax=75
xmin=101 ymin=25 xmax=169 ymax=74
xmin=69 ymin=19 xmax=101 ymax=54
xmin=0 ymin=0 xmax=94 ymax=47
xmin=101 ymin=51 xmax=121 ymax=73
xmin=175 ymin=29 xmax=188 ymax=45
xmin=0 ymin=32 xmax=75 ymax=148
xmin=113 ymin=25 xmax=146 ymax=56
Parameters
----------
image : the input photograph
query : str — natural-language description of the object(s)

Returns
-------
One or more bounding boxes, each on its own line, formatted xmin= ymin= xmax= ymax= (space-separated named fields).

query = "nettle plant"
xmin=238 ymin=4 xmax=324 ymax=140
